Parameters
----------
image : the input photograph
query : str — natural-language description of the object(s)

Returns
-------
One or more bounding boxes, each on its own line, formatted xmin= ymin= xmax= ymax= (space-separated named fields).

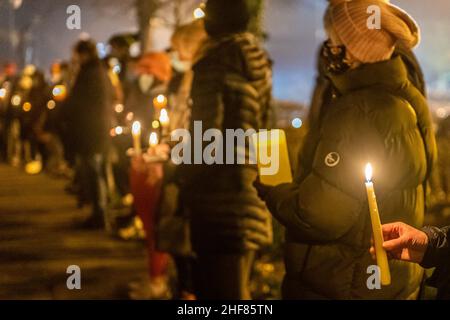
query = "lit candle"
xmin=159 ymin=108 xmax=169 ymax=128
xmin=252 ymin=129 xmax=292 ymax=186
xmin=52 ymin=85 xmax=67 ymax=102
xmin=193 ymin=7 xmax=205 ymax=19
xmin=153 ymin=94 xmax=167 ymax=109
xmin=132 ymin=121 xmax=142 ymax=155
xmin=149 ymin=132 xmax=159 ymax=148
xmin=365 ymin=163 xmax=391 ymax=286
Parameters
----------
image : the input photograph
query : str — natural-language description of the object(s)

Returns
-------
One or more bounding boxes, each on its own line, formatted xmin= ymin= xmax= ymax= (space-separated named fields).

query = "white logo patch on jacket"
xmin=325 ymin=152 xmax=340 ymax=167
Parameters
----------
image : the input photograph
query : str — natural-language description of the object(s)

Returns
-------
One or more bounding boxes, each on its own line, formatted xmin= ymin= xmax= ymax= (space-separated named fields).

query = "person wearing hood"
xmin=179 ymin=0 xmax=273 ymax=299
xmin=256 ymin=0 xmax=437 ymax=299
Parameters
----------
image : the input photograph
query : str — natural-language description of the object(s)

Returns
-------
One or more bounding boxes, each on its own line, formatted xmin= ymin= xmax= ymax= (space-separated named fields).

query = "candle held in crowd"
xmin=159 ymin=108 xmax=169 ymax=128
xmin=132 ymin=121 xmax=142 ymax=155
xmin=365 ymin=163 xmax=391 ymax=286
xmin=149 ymin=132 xmax=159 ymax=148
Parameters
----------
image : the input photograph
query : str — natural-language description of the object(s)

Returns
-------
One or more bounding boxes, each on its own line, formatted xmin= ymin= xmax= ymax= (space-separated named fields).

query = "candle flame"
xmin=159 ymin=108 xmax=169 ymax=125
xmin=114 ymin=104 xmax=124 ymax=113
xmin=132 ymin=121 xmax=141 ymax=135
xmin=11 ymin=95 xmax=21 ymax=106
xmin=365 ymin=163 xmax=373 ymax=182
xmin=193 ymin=7 xmax=205 ymax=19
xmin=115 ymin=126 xmax=123 ymax=135
xmin=47 ymin=100 xmax=56 ymax=110
xmin=149 ymin=132 xmax=159 ymax=147
xmin=154 ymin=94 xmax=167 ymax=108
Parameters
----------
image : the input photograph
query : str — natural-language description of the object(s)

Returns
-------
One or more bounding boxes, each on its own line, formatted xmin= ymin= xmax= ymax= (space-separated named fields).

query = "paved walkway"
xmin=0 ymin=165 xmax=146 ymax=299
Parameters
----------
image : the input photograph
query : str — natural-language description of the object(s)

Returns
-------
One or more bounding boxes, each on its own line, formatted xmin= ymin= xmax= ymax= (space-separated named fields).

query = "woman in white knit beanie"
xmin=324 ymin=0 xmax=420 ymax=64
xmin=257 ymin=0 xmax=437 ymax=300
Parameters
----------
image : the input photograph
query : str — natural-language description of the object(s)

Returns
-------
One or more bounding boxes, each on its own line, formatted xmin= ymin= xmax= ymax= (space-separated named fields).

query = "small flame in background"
xmin=149 ymin=132 xmax=159 ymax=147
xmin=132 ymin=121 xmax=141 ymax=135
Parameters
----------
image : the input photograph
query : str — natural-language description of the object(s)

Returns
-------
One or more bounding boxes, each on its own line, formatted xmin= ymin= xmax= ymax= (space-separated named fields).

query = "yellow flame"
xmin=126 ymin=112 xmax=134 ymax=121
xmin=132 ymin=121 xmax=141 ymax=135
xmin=23 ymin=102 xmax=32 ymax=112
xmin=159 ymin=108 xmax=169 ymax=126
xmin=365 ymin=163 xmax=373 ymax=182
xmin=11 ymin=95 xmax=21 ymax=106
xmin=149 ymin=132 xmax=159 ymax=147
xmin=52 ymin=85 xmax=67 ymax=99
xmin=47 ymin=100 xmax=56 ymax=110
xmin=153 ymin=94 xmax=167 ymax=108
xmin=115 ymin=104 xmax=124 ymax=113
xmin=193 ymin=7 xmax=205 ymax=19
xmin=115 ymin=126 xmax=123 ymax=135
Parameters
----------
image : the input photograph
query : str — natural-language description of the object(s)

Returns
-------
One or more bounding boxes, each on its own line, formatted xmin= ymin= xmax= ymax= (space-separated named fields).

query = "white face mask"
xmin=138 ymin=74 xmax=154 ymax=93
xmin=170 ymin=51 xmax=192 ymax=73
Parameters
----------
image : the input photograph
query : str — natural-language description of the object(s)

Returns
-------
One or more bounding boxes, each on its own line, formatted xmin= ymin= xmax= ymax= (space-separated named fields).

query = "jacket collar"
xmin=328 ymin=56 xmax=409 ymax=95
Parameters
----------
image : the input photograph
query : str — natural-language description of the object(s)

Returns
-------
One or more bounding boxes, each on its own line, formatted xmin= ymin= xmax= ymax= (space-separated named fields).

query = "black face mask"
xmin=322 ymin=40 xmax=351 ymax=74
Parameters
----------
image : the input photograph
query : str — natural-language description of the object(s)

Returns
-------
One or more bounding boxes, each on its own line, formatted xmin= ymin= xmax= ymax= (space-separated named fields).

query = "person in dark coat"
xmin=64 ymin=39 xmax=114 ymax=228
xmin=256 ymin=0 xmax=437 ymax=299
xmin=179 ymin=0 xmax=273 ymax=299
xmin=0 ymin=63 xmax=19 ymax=161
xmin=372 ymin=222 xmax=450 ymax=299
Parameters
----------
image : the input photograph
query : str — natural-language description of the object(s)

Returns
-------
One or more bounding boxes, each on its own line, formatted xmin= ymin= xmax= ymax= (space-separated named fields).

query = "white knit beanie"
xmin=324 ymin=0 xmax=420 ymax=63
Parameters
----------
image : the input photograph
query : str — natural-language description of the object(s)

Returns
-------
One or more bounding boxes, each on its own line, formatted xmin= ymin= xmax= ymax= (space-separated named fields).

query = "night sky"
xmin=1 ymin=0 xmax=450 ymax=103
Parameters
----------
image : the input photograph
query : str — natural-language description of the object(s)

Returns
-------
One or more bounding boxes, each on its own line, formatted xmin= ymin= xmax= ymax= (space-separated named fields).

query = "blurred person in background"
xmin=154 ymin=19 xmax=208 ymax=300
xmin=64 ymin=39 xmax=114 ymax=229
xmin=179 ymin=0 xmax=273 ymax=299
xmin=127 ymin=52 xmax=173 ymax=299
xmin=256 ymin=0 xmax=436 ymax=299
xmin=124 ymin=52 xmax=171 ymax=138
xmin=7 ymin=65 xmax=49 ymax=172
xmin=116 ymin=52 xmax=172 ymax=241
xmin=32 ymin=62 xmax=71 ymax=177
xmin=108 ymin=35 xmax=134 ymax=84
xmin=0 ymin=62 xmax=18 ymax=161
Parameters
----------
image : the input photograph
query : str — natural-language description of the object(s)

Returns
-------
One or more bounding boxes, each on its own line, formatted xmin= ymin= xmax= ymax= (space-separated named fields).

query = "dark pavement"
xmin=0 ymin=165 xmax=147 ymax=299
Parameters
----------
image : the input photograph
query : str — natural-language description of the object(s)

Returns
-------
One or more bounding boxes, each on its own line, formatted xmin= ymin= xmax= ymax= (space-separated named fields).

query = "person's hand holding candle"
xmin=370 ymin=222 xmax=429 ymax=264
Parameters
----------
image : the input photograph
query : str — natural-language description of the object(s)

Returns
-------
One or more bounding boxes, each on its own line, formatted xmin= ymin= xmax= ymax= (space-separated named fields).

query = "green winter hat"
xmin=204 ymin=0 xmax=251 ymax=37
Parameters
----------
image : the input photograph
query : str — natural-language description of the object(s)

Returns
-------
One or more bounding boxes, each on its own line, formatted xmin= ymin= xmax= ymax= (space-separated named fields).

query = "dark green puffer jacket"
xmin=263 ymin=56 xmax=437 ymax=299
xmin=180 ymin=33 xmax=273 ymax=254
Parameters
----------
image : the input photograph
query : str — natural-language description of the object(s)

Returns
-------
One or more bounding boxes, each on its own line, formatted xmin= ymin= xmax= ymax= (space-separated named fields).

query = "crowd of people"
xmin=0 ymin=0 xmax=449 ymax=300
xmin=0 ymin=20 xmax=208 ymax=300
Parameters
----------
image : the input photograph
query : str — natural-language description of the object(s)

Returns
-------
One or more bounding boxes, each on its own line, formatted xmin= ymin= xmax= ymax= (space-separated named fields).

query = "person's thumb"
xmin=383 ymin=236 xmax=406 ymax=251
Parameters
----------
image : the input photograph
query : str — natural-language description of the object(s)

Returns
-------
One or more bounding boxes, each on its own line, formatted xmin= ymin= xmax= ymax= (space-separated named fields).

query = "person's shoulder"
xmin=323 ymin=89 xmax=417 ymax=137
xmin=195 ymin=33 xmax=269 ymax=74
